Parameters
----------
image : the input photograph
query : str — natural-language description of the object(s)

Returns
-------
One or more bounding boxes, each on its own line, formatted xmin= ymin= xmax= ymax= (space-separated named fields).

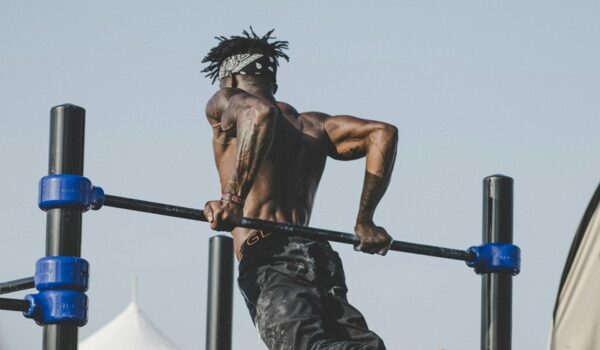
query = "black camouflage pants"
xmin=237 ymin=233 xmax=386 ymax=350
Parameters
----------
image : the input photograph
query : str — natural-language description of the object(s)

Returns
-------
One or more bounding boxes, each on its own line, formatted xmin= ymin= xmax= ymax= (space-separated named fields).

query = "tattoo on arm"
xmin=356 ymin=126 xmax=398 ymax=223
xmin=223 ymin=101 xmax=276 ymax=199
xmin=357 ymin=171 xmax=391 ymax=223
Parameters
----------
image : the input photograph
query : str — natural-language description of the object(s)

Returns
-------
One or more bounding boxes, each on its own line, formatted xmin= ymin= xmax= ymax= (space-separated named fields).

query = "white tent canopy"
xmin=547 ymin=183 xmax=600 ymax=349
xmin=79 ymin=280 xmax=181 ymax=350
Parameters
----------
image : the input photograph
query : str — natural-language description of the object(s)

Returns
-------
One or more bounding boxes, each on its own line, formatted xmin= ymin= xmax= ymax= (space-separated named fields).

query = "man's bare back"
xmin=208 ymin=90 xmax=327 ymax=256
xmin=204 ymin=86 xmax=398 ymax=259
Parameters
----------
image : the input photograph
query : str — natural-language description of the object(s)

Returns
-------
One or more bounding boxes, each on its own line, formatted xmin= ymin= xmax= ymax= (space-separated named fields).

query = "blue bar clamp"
xmin=466 ymin=243 xmax=521 ymax=275
xmin=23 ymin=257 xmax=89 ymax=326
xmin=39 ymin=174 xmax=104 ymax=211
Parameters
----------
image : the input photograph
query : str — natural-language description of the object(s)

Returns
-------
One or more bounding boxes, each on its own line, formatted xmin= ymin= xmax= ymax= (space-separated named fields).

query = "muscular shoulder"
xmin=205 ymin=88 xmax=245 ymax=123
xmin=275 ymin=101 xmax=299 ymax=117
xmin=276 ymin=102 xmax=329 ymax=132
xmin=298 ymin=111 xmax=329 ymax=132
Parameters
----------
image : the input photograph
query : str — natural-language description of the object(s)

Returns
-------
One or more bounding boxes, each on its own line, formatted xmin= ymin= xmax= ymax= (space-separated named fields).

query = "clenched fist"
xmin=354 ymin=221 xmax=392 ymax=255
xmin=204 ymin=200 xmax=243 ymax=231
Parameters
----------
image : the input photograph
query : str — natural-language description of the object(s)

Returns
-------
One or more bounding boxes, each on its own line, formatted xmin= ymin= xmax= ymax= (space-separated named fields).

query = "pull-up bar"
xmin=103 ymin=194 xmax=473 ymax=262
xmin=36 ymin=174 xmax=520 ymax=273
xmin=0 ymin=277 xmax=35 ymax=295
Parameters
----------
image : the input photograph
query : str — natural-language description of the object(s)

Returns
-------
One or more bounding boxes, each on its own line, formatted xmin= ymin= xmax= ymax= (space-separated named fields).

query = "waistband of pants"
xmin=239 ymin=230 xmax=277 ymax=260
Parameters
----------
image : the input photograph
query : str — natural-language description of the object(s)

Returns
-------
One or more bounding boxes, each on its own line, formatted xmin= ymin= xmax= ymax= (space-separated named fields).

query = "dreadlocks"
xmin=202 ymin=27 xmax=289 ymax=84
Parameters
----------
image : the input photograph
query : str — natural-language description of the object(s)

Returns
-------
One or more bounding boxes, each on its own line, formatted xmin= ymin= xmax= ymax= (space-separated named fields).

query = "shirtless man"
xmin=202 ymin=29 xmax=397 ymax=350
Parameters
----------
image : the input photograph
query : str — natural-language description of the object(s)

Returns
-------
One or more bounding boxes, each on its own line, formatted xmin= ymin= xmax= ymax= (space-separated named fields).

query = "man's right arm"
xmin=204 ymin=88 xmax=278 ymax=231
xmin=321 ymin=113 xmax=398 ymax=255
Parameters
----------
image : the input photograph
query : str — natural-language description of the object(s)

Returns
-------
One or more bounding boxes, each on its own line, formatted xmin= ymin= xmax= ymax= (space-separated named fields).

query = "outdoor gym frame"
xmin=0 ymin=104 xmax=520 ymax=350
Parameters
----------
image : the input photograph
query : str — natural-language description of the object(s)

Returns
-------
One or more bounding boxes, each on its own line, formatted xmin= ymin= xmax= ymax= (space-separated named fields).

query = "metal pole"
xmin=481 ymin=175 xmax=513 ymax=350
xmin=0 ymin=277 xmax=35 ymax=295
xmin=206 ymin=235 xmax=233 ymax=350
xmin=44 ymin=104 xmax=86 ymax=350
xmin=0 ymin=297 xmax=31 ymax=312
xmin=104 ymin=194 xmax=473 ymax=262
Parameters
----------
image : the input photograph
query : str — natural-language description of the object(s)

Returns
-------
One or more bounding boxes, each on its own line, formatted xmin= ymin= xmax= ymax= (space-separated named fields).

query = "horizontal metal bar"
xmin=0 ymin=277 xmax=35 ymax=295
xmin=0 ymin=297 xmax=30 ymax=312
xmin=104 ymin=194 xmax=473 ymax=262
xmin=104 ymin=195 xmax=207 ymax=221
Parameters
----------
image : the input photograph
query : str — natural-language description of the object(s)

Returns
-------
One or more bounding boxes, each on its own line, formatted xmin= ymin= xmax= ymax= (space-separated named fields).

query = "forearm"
xmin=356 ymin=125 xmax=398 ymax=223
xmin=224 ymin=106 xmax=275 ymax=198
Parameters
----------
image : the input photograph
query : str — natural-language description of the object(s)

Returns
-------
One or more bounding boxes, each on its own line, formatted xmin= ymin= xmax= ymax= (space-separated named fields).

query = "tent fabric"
xmin=79 ymin=301 xmax=181 ymax=350
xmin=547 ymin=183 xmax=600 ymax=350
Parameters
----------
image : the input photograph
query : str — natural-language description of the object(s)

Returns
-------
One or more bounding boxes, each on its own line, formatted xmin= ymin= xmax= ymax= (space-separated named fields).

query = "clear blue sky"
xmin=1 ymin=1 xmax=599 ymax=349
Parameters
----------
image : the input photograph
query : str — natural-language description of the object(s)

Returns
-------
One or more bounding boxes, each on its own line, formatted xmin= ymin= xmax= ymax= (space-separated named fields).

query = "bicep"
xmin=323 ymin=115 xmax=378 ymax=160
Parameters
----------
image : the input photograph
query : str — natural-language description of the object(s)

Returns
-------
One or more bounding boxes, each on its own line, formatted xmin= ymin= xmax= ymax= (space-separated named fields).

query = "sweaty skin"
xmin=204 ymin=76 xmax=398 ymax=260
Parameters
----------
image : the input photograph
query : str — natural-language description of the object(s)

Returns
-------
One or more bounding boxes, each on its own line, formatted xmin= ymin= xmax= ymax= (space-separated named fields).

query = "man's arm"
xmin=323 ymin=114 xmax=398 ymax=255
xmin=204 ymin=88 xmax=278 ymax=230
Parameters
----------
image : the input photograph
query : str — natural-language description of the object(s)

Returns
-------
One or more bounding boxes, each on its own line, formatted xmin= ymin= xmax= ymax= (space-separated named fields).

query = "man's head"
xmin=202 ymin=28 xmax=289 ymax=95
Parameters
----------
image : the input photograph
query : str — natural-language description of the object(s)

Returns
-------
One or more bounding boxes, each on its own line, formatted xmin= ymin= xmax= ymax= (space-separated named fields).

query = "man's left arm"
xmin=322 ymin=114 xmax=398 ymax=255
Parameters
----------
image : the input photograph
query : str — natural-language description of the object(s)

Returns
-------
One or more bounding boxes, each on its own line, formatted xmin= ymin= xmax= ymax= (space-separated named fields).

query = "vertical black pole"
xmin=481 ymin=175 xmax=513 ymax=350
xmin=206 ymin=235 xmax=233 ymax=350
xmin=44 ymin=104 xmax=86 ymax=350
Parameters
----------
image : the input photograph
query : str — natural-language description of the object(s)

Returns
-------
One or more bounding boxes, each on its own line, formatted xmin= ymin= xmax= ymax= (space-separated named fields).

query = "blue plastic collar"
xmin=23 ymin=291 xmax=88 ymax=326
xmin=466 ymin=243 xmax=521 ymax=275
xmin=22 ymin=256 xmax=90 ymax=326
xmin=39 ymin=174 xmax=104 ymax=211
xmin=35 ymin=256 xmax=89 ymax=292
